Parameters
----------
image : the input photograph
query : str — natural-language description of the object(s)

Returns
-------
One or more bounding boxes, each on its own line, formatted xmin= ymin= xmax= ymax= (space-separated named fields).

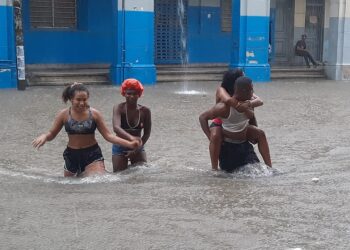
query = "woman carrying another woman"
xmin=112 ymin=78 xmax=151 ymax=172
xmin=32 ymin=82 xmax=140 ymax=177
xmin=206 ymin=69 xmax=264 ymax=170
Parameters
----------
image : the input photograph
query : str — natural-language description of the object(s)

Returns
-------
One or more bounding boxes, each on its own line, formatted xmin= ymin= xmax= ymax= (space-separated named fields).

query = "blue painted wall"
xmin=0 ymin=4 xmax=17 ymax=88
xmin=22 ymin=0 xmax=114 ymax=64
xmin=187 ymin=6 xmax=231 ymax=63
xmin=236 ymin=16 xmax=270 ymax=82
xmin=111 ymin=10 xmax=156 ymax=85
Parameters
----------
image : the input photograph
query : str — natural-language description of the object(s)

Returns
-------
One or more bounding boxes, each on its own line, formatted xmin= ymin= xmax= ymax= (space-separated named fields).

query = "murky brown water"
xmin=1 ymin=79 xmax=350 ymax=249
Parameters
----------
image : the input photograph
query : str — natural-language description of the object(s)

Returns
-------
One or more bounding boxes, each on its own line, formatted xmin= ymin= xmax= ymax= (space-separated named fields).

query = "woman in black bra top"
xmin=112 ymin=78 xmax=151 ymax=172
xmin=32 ymin=82 xmax=141 ymax=177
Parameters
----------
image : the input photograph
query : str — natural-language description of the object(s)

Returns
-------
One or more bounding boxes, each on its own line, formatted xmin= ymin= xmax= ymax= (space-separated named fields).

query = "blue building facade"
xmin=1 ymin=0 xmax=349 ymax=89
xmin=0 ymin=0 xmax=17 ymax=88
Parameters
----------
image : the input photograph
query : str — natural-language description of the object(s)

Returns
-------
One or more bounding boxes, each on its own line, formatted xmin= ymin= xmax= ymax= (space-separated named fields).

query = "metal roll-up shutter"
xmin=221 ymin=0 xmax=232 ymax=32
xmin=30 ymin=0 xmax=76 ymax=29
xmin=155 ymin=0 xmax=188 ymax=64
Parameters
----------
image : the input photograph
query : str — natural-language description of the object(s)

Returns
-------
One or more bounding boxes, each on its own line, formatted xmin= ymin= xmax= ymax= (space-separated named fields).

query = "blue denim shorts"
xmin=112 ymin=144 xmax=145 ymax=156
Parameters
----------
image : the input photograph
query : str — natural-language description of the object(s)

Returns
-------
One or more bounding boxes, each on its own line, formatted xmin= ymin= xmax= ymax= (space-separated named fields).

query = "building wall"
xmin=294 ymin=0 xmax=306 ymax=43
xmin=0 ymin=0 xmax=16 ymax=88
xmin=231 ymin=0 xmax=270 ymax=82
xmin=110 ymin=0 xmax=155 ymax=85
xmin=325 ymin=0 xmax=350 ymax=80
xmin=187 ymin=0 xmax=231 ymax=63
xmin=22 ymin=0 xmax=114 ymax=64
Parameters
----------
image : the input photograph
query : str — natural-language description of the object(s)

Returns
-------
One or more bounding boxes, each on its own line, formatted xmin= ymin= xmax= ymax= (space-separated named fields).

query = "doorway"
xmin=154 ymin=0 xmax=188 ymax=64
xmin=305 ymin=0 xmax=325 ymax=62
xmin=271 ymin=0 xmax=294 ymax=65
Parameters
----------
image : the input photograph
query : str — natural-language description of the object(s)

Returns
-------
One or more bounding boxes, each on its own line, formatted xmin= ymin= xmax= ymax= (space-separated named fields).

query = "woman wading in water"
xmin=112 ymin=78 xmax=151 ymax=172
xmin=32 ymin=82 xmax=141 ymax=177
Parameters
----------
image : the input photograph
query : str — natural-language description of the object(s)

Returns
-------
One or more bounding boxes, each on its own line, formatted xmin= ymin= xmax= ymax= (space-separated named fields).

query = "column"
xmin=0 ymin=0 xmax=17 ymax=89
xmin=294 ymin=0 xmax=306 ymax=43
xmin=230 ymin=0 xmax=270 ymax=82
xmin=325 ymin=0 xmax=350 ymax=80
xmin=110 ymin=0 xmax=156 ymax=85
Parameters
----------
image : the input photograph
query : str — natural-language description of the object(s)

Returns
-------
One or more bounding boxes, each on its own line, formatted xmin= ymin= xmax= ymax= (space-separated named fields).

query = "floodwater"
xmin=1 ymin=79 xmax=350 ymax=249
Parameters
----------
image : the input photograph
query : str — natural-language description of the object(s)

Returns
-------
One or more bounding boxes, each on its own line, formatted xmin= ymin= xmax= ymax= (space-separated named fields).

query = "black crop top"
xmin=65 ymin=108 xmax=97 ymax=135
xmin=120 ymin=113 xmax=143 ymax=130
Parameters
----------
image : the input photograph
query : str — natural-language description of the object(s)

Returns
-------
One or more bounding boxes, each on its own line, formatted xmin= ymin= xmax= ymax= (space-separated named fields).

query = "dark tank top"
xmin=65 ymin=108 xmax=97 ymax=135
xmin=120 ymin=113 xmax=143 ymax=130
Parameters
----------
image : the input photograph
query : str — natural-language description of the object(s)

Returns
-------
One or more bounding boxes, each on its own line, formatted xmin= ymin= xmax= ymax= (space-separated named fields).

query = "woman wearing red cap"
xmin=112 ymin=78 xmax=152 ymax=172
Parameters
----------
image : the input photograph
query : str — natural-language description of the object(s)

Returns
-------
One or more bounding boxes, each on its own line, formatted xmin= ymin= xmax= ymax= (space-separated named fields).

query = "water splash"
xmin=214 ymin=163 xmax=280 ymax=179
xmin=0 ymin=163 xmax=157 ymax=185
xmin=177 ymin=0 xmax=188 ymax=66
xmin=185 ymin=163 xmax=281 ymax=178
xmin=174 ymin=89 xmax=206 ymax=95
xmin=177 ymin=0 xmax=193 ymax=94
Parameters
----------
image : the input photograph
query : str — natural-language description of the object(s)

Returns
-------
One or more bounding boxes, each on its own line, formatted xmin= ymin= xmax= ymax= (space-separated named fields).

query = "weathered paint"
xmin=231 ymin=0 xmax=270 ymax=82
xmin=0 ymin=1 xmax=17 ymax=89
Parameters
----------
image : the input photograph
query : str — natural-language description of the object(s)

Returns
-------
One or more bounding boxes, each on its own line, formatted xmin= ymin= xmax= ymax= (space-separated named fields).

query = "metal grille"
xmin=221 ymin=0 xmax=232 ymax=32
xmin=305 ymin=0 xmax=324 ymax=61
xmin=155 ymin=0 xmax=187 ymax=64
xmin=30 ymin=0 xmax=76 ymax=29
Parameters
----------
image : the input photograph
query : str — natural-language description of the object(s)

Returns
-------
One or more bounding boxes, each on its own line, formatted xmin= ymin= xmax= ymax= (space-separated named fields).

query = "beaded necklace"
xmin=125 ymin=105 xmax=140 ymax=129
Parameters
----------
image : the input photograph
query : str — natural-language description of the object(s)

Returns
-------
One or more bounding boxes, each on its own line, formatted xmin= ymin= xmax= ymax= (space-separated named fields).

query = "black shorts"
xmin=219 ymin=141 xmax=259 ymax=172
xmin=63 ymin=144 xmax=104 ymax=175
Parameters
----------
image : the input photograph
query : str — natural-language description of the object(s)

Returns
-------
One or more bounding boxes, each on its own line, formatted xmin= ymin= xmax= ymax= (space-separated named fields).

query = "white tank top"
xmin=222 ymin=106 xmax=249 ymax=133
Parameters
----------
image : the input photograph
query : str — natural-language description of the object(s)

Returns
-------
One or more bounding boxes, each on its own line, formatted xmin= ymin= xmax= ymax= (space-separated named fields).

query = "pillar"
xmin=0 ymin=0 xmax=17 ymax=89
xmin=110 ymin=0 xmax=156 ymax=85
xmin=325 ymin=0 xmax=350 ymax=80
xmin=230 ymin=0 xmax=270 ymax=82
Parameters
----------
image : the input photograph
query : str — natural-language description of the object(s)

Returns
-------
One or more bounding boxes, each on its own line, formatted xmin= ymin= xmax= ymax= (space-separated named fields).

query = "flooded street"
xmin=1 ymin=79 xmax=350 ymax=249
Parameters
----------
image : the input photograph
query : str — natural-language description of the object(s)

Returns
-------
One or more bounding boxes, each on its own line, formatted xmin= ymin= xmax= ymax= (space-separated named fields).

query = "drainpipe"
xmin=121 ymin=0 xmax=126 ymax=82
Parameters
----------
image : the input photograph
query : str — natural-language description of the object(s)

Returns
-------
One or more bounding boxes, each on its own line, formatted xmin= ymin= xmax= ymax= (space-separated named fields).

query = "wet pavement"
xmin=1 ymin=79 xmax=350 ymax=249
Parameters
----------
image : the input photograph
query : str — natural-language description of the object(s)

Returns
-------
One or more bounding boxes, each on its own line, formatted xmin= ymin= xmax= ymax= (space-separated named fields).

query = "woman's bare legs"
xmin=209 ymin=126 xmax=223 ymax=170
xmin=64 ymin=170 xmax=76 ymax=177
xmin=130 ymin=151 xmax=147 ymax=165
xmin=81 ymin=161 xmax=106 ymax=177
xmin=246 ymin=125 xmax=272 ymax=167
xmin=112 ymin=155 xmax=128 ymax=172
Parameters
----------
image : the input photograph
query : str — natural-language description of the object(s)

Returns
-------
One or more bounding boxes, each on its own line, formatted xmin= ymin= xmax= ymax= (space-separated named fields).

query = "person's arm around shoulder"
xmin=236 ymin=93 xmax=263 ymax=112
xmin=32 ymin=109 xmax=66 ymax=149
xmin=199 ymin=103 xmax=228 ymax=140
xmin=251 ymin=93 xmax=263 ymax=108
xmin=140 ymin=106 xmax=151 ymax=146
xmin=93 ymin=108 xmax=140 ymax=149
xmin=216 ymin=86 xmax=238 ymax=107
xmin=235 ymin=101 xmax=255 ymax=120
xmin=112 ymin=103 xmax=136 ymax=141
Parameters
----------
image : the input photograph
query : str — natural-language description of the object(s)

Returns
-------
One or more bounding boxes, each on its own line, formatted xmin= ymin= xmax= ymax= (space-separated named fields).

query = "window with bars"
xmin=221 ymin=0 xmax=232 ymax=32
xmin=30 ymin=0 xmax=77 ymax=29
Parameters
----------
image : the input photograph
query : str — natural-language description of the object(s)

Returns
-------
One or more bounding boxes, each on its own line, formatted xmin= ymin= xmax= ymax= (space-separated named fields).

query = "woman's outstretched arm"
xmin=32 ymin=109 xmax=66 ymax=149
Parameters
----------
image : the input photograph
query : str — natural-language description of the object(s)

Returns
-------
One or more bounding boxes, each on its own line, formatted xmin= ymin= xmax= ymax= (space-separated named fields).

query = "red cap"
xmin=120 ymin=78 xmax=144 ymax=97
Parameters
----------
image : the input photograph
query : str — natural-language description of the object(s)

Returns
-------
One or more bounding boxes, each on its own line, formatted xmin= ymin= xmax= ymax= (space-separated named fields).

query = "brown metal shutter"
xmin=221 ymin=0 xmax=232 ymax=32
xmin=30 ymin=0 xmax=76 ymax=29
